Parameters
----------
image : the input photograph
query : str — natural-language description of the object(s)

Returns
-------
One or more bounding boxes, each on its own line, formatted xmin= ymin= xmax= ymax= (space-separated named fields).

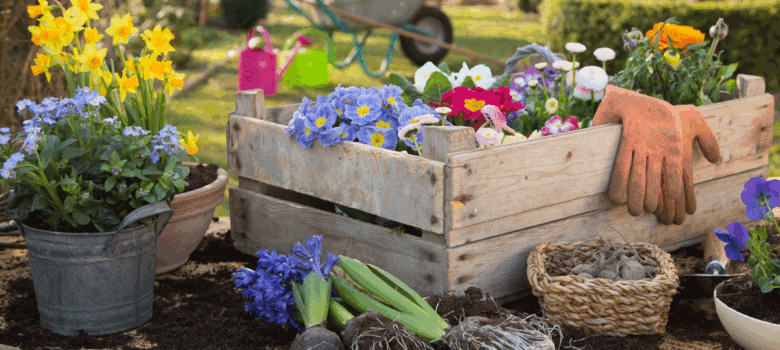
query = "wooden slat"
xmin=446 ymin=167 xmax=766 ymax=299
xmin=445 ymin=92 xmax=774 ymax=246
xmin=738 ymin=74 xmax=765 ymax=98
xmin=229 ymin=187 xmax=448 ymax=296
xmin=227 ymin=114 xmax=446 ymax=233
xmin=235 ymin=90 xmax=265 ymax=120
xmin=266 ymin=103 xmax=302 ymax=126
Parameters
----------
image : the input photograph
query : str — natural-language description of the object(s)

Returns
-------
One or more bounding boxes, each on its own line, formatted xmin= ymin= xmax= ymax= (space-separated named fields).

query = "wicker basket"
xmin=527 ymin=240 xmax=680 ymax=337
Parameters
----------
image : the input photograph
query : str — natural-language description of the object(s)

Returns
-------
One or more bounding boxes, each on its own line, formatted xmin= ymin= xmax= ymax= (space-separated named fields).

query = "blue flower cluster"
xmin=232 ymin=235 xmax=338 ymax=330
xmin=150 ymin=125 xmax=182 ymax=163
xmin=284 ymin=84 xmax=438 ymax=151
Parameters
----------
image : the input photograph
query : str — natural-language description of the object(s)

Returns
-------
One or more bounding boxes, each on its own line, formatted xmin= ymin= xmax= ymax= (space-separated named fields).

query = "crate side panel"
xmin=228 ymin=115 xmax=445 ymax=233
xmin=446 ymin=167 xmax=766 ymax=300
xmin=447 ymin=93 xmax=774 ymax=243
xmin=229 ymin=187 xmax=448 ymax=296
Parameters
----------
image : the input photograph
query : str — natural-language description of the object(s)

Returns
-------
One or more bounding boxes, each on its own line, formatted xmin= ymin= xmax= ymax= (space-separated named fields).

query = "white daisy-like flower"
xmin=398 ymin=123 xmax=422 ymax=141
xmin=414 ymin=62 xmax=441 ymax=91
xmin=574 ymin=61 xmax=580 ymax=69
xmin=544 ymin=98 xmax=559 ymax=114
xmin=565 ymin=71 xmax=575 ymax=87
xmin=475 ymin=127 xmax=501 ymax=146
xmin=502 ymin=133 xmax=528 ymax=144
xmin=458 ymin=63 xmax=496 ymax=89
xmin=552 ymin=60 xmax=573 ymax=72
xmin=527 ymin=79 xmax=539 ymax=87
xmin=565 ymin=42 xmax=587 ymax=54
xmin=575 ymin=66 xmax=609 ymax=91
xmin=593 ymin=47 xmax=616 ymax=62
xmin=534 ymin=62 xmax=548 ymax=70
xmin=435 ymin=107 xmax=452 ymax=115
xmin=572 ymin=85 xmax=606 ymax=101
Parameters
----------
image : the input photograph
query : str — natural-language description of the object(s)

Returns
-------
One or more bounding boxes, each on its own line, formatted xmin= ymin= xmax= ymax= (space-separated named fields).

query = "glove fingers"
xmin=654 ymin=176 xmax=672 ymax=225
xmin=644 ymin=156 xmax=662 ymax=213
xmin=664 ymin=156 xmax=684 ymax=203
xmin=627 ymin=152 xmax=647 ymax=216
xmin=673 ymin=195 xmax=687 ymax=225
xmin=662 ymin=188 xmax=676 ymax=225
xmin=591 ymin=85 xmax=622 ymax=126
xmin=608 ymin=143 xmax=633 ymax=206
xmin=684 ymin=166 xmax=696 ymax=215
xmin=683 ymin=105 xmax=721 ymax=164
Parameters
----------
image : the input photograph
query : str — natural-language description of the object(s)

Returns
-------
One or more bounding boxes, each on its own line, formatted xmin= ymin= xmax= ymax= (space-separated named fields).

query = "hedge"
xmin=540 ymin=0 xmax=780 ymax=91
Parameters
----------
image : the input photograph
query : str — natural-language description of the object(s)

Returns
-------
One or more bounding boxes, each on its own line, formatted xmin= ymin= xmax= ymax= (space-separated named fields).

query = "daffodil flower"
xmin=27 ymin=0 xmax=50 ymax=19
xmin=66 ymin=0 xmax=103 ymax=26
xmin=84 ymin=27 xmax=103 ymax=44
xmin=165 ymin=73 xmax=184 ymax=96
xmin=75 ymin=44 xmax=107 ymax=74
xmin=141 ymin=25 xmax=175 ymax=57
xmin=115 ymin=70 xmax=139 ymax=102
xmin=31 ymin=53 xmax=53 ymax=81
xmin=179 ymin=131 xmax=199 ymax=155
xmin=106 ymin=14 xmax=137 ymax=45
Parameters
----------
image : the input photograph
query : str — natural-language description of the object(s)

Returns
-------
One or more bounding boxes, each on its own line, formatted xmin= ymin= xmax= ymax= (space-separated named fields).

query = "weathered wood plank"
xmin=227 ymin=114 xmax=446 ymax=233
xmin=238 ymin=176 xmax=335 ymax=213
xmin=235 ymin=90 xmax=265 ymax=120
xmin=229 ymin=187 xmax=448 ymax=296
xmin=738 ymin=74 xmax=765 ymax=98
xmin=447 ymin=152 xmax=768 ymax=246
xmin=447 ymin=167 xmax=766 ymax=299
xmin=266 ymin=103 xmax=302 ymax=126
xmin=446 ymin=93 xmax=774 ymax=244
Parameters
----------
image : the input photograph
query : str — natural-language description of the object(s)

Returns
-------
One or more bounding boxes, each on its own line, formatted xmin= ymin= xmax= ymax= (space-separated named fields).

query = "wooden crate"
xmin=227 ymin=74 xmax=774 ymax=301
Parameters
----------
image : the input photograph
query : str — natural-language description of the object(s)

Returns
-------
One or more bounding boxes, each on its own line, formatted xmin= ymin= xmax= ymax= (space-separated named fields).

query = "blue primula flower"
xmin=741 ymin=177 xmax=780 ymax=220
xmin=380 ymin=85 xmax=404 ymax=108
xmin=398 ymin=102 xmax=436 ymax=126
xmin=714 ymin=222 xmax=750 ymax=262
xmin=346 ymin=93 xmax=382 ymax=125
xmin=370 ymin=109 xmax=399 ymax=131
xmin=357 ymin=127 xmax=398 ymax=150
xmin=306 ymin=97 xmax=337 ymax=132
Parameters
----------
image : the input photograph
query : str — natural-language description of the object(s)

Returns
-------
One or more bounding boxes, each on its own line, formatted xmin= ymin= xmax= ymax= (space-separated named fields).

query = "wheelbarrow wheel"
xmin=400 ymin=6 xmax=453 ymax=66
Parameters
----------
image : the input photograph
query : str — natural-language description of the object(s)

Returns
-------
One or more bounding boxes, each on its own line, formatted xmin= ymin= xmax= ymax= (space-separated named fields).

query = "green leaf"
xmin=62 ymin=147 xmax=88 ymax=159
xmin=422 ymin=71 xmax=452 ymax=105
xmin=437 ymin=62 xmax=451 ymax=75
xmin=64 ymin=195 xmax=76 ymax=212
xmin=72 ymin=161 xmax=89 ymax=174
xmin=31 ymin=194 xmax=47 ymax=211
xmin=301 ymin=273 xmax=331 ymax=327
xmin=490 ymin=74 xmax=511 ymax=89
xmin=73 ymin=212 xmax=90 ymax=226
xmin=39 ymin=139 xmax=57 ymax=169
xmin=756 ymin=227 xmax=768 ymax=241
xmin=120 ymin=168 xmax=135 ymax=178
xmin=388 ymin=73 xmax=421 ymax=104
xmin=460 ymin=75 xmax=477 ymax=88
xmin=105 ymin=176 xmax=117 ymax=192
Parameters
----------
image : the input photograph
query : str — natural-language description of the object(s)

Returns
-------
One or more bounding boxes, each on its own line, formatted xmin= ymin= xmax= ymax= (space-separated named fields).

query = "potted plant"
xmin=3 ymin=87 xmax=188 ymax=336
xmin=25 ymin=0 xmax=227 ymax=274
xmin=712 ymin=176 xmax=780 ymax=350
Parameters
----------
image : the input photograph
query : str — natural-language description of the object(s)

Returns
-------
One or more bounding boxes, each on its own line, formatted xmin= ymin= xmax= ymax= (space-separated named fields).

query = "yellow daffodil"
xmin=28 ymin=24 xmax=43 ymax=45
xmin=84 ymin=27 xmax=103 ymax=43
xmin=140 ymin=25 xmax=175 ymax=56
xmin=75 ymin=43 xmax=107 ymax=73
xmin=179 ymin=131 xmax=199 ymax=155
xmin=115 ymin=70 xmax=138 ymax=102
xmin=66 ymin=0 xmax=103 ymax=26
xmin=147 ymin=59 xmax=171 ymax=81
xmin=27 ymin=0 xmax=50 ymax=19
xmin=130 ymin=56 xmax=155 ymax=80
xmin=31 ymin=53 xmax=53 ymax=81
xmin=165 ymin=72 xmax=184 ymax=96
xmin=89 ymin=69 xmax=113 ymax=95
xmin=105 ymin=14 xmax=136 ymax=45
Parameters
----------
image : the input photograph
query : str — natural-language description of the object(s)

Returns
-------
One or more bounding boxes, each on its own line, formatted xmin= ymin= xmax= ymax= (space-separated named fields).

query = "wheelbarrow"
xmin=284 ymin=0 xmax=505 ymax=78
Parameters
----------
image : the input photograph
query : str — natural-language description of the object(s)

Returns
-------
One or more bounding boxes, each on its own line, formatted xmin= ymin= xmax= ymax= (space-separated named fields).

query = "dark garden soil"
xmin=716 ymin=275 xmax=780 ymax=325
xmin=182 ymin=163 xmax=219 ymax=193
xmin=2 ymin=219 xmax=776 ymax=349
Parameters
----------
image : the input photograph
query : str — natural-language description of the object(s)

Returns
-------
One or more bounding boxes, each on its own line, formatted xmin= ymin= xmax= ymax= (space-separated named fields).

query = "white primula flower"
xmin=414 ymin=62 xmax=441 ymax=91
xmin=593 ymin=47 xmax=616 ymax=62
xmin=565 ymin=42 xmax=587 ymax=54
xmin=502 ymin=133 xmax=527 ymax=144
xmin=575 ymin=66 xmax=609 ymax=91
xmin=534 ymin=62 xmax=548 ymax=70
xmin=459 ymin=63 xmax=496 ymax=88
xmin=448 ymin=72 xmax=461 ymax=87
xmin=544 ymin=98 xmax=559 ymax=114
xmin=552 ymin=60 xmax=573 ymax=72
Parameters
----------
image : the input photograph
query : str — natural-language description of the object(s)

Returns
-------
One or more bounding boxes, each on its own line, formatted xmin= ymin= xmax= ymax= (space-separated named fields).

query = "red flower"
xmin=431 ymin=87 xmax=525 ymax=125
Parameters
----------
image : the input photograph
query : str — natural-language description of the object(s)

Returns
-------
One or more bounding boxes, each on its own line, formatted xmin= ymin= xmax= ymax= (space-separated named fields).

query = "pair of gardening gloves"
xmin=592 ymin=85 xmax=721 ymax=225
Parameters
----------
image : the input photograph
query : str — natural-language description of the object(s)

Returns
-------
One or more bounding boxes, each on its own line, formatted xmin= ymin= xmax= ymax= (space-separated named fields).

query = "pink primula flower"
xmin=475 ymin=127 xmax=501 ymax=146
xmin=540 ymin=116 xmax=579 ymax=136
xmin=481 ymin=104 xmax=508 ymax=130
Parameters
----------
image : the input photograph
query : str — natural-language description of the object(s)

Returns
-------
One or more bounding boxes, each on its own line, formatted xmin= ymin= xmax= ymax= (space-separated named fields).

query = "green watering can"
xmin=280 ymin=28 xmax=335 ymax=89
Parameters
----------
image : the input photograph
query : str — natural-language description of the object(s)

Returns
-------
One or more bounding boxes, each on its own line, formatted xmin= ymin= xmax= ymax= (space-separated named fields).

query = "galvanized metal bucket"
xmin=18 ymin=202 xmax=173 ymax=336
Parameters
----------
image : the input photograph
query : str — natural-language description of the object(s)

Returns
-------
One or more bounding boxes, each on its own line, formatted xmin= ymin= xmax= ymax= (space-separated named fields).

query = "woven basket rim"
xmin=529 ymin=240 xmax=679 ymax=287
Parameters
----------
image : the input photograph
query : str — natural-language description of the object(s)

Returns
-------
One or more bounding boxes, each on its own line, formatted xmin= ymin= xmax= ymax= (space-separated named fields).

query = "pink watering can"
xmin=237 ymin=26 xmax=309 ymax=95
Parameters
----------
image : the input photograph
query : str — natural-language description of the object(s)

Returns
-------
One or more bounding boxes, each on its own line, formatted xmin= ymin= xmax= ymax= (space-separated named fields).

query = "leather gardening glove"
xmin=652 ymin=104 xmax=721 ymax=225
xmin=592 ymin=85 xmax=721 ymax=225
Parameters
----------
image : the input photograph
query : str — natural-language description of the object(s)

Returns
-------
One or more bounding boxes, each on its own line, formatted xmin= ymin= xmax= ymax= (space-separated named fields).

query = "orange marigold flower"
xmin=646 ymin=23 xmax=705 ymax=51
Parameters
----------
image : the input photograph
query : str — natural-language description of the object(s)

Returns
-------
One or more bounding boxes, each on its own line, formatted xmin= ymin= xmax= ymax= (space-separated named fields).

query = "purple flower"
xmin=290 ymin=235 xmax=339 ymax=278
xmin=714 ymin=222 xmax=749 ymax=262
xmin=741 ymin=177 xmax=780 ymax=220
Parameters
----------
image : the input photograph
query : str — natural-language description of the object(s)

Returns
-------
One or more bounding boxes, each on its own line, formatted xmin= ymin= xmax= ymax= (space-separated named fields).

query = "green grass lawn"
xmin=169 ymin=5 xmax=545 ymax=217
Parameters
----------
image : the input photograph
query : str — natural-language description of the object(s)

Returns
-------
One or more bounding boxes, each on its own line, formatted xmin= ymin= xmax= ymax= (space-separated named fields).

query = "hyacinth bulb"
xmin=709 ymin=18 xmax=729 ymax=40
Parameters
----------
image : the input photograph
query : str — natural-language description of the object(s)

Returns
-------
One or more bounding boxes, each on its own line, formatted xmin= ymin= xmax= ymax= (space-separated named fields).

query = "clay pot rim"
xmin=172 ymin=162 xmax=229 ymax=203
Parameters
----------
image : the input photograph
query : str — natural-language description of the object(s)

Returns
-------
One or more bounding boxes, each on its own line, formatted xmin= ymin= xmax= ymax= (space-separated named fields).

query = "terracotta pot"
xmin=714 ymin=278 xmax=780 ymax=350
xmin=155 ymin=163 xmax=228 ymax=274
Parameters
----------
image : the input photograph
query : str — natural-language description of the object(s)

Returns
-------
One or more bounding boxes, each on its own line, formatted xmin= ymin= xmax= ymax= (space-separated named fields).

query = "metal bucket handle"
xmin=498 ymin=42 xmax=563 ymax=82
xmin=99 ymin=201 xmax=174 ymax=253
